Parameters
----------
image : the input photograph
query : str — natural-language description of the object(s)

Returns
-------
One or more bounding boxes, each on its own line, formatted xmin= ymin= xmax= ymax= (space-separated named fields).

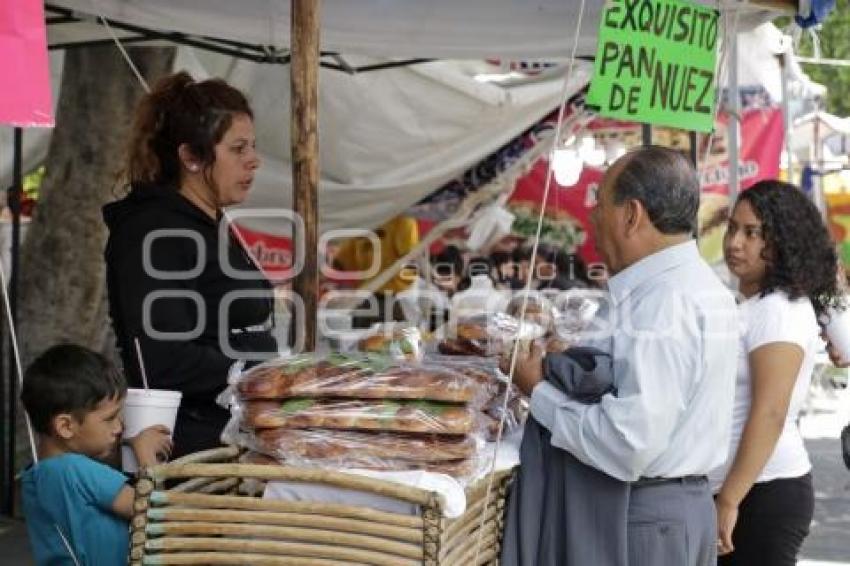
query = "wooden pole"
xmin=291 ymin=0 xmax=320 ymax=351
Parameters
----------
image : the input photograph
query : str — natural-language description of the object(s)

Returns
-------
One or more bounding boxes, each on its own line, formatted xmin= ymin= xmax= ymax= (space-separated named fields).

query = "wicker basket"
xmin=130 ymin=446 xmax=514 ymax=565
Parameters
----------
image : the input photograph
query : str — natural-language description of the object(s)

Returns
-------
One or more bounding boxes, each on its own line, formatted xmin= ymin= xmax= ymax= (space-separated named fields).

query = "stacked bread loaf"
xmin=232 ymin=353 xmax=485 ymax=478
xmin=424 ymin=355 xmax=528 ymax=442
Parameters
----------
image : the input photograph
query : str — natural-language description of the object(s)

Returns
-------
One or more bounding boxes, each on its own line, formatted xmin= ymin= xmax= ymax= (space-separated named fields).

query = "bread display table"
xmin=130 ymin=446 xmax=514 ymax=565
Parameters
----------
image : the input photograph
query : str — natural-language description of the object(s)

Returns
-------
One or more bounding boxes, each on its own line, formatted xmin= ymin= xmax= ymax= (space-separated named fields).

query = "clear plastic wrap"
xmin=553 ymin=292 xmax=601 ymax=343
xmin=240 ymin=448 xmax=477 ymax=478
xmin=254 ymin=428 xmax=479 ymax=462
xmin=437 ymin=312 xmax=543 ymax=357
xmin=506 ymin=292 xmax=558 ymax=334
xmin=235 ymin=352 xmax=478 ymax=403
xmin=479 ymin=387 xmax=528 ymax=442
xmin=355 ymin=323 xmax=428 ymax=362
xmin=242 ymin=398 xmax=476 ymax=435
xmin=423 ymin=354 xmax=528 ymax=442
xmin=422 ymin=354 xmax=505 ymax=397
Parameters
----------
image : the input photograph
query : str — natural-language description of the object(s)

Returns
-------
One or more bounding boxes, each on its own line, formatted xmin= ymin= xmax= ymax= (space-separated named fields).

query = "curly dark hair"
xmin=737 ymin=180 xmax=842 ymax=316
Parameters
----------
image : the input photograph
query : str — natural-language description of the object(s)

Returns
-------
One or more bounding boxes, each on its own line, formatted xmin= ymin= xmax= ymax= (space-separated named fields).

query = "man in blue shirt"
xmin=20 ymin=344 xmax=173 ymax=565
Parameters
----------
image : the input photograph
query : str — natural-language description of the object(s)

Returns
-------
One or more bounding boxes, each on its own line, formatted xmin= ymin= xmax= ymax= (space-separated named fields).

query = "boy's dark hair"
xmin=21 ymin=344 xmax=127 ymax=434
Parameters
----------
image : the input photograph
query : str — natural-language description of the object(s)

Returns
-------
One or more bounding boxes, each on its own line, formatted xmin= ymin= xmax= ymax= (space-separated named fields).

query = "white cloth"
xmin=531 ymin=241 xmax=739 ymax=482
xmin=708 ymin=291 xmax=820 ymax=490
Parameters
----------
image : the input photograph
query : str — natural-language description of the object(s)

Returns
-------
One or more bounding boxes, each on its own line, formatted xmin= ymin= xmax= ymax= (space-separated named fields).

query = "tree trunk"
xmin=18 ymin=46 xmax=175 ymax=364
xmin=11 ymin=46 xmax=174 ymax=473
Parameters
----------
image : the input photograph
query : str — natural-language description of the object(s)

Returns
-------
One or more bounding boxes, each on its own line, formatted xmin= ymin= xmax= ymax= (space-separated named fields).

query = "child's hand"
xmin=128 ymin=425 xmax=173 ymax=468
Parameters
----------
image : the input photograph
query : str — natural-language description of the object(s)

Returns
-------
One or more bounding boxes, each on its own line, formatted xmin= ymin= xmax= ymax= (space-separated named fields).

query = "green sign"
xmin=586 ymin=0 xmax=719 ymax=132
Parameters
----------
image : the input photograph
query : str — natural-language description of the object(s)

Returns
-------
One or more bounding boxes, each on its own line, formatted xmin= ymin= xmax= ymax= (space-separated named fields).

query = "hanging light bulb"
xmin=576 ymin=136 xmax=596 ymax=161
xmin=605 ymin=140 xmax=627 ymax=164
xmin=553 ymin=148 xmax=583 ymax=187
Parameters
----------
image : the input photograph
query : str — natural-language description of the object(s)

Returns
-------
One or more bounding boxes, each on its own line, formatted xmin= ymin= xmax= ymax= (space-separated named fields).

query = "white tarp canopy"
xmin=0 ymin=47 xmax=591 ymax=235
xmin=46 ymin=0 xmax=608 ymax=60
xmin=45 ymin=0 xmax=792 ymax=59
xmin=1 ymin=1 xmax=794 ymax=235
xmin=792 ymin=111 xmax=850 ymax=164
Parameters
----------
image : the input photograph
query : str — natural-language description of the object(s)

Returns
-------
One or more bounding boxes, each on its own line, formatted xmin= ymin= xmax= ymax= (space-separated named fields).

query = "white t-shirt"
xmin=709 ymin=291 xmax=820 ymax=490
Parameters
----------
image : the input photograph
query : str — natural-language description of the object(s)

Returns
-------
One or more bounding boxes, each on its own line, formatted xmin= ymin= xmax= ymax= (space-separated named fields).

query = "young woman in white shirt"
xmin=712 ymin=180 xmax=843 ymax=565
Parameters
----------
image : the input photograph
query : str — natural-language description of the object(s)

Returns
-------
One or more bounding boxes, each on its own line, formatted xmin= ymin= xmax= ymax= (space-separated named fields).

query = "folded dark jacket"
xmin=501 ymin=346 xmax=629 ymax=566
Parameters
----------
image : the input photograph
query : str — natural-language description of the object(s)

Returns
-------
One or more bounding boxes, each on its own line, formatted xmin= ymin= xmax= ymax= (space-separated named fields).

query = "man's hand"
xmin=715 ymin=495 xmax=739 ymax=556
xmin=129 ymin=424 xmax=173 ymax=468
xmin=500 ymin=340 xmax=545 ymax=396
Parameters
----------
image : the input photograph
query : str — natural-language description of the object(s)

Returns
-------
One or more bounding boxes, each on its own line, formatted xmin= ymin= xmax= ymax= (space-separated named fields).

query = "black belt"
xmin=632 ymin=475 xmax=707 ymax=488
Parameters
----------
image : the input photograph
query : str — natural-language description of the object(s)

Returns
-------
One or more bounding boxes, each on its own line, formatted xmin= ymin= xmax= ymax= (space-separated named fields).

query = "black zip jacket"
xmin=103 ymin=183 xmax=276 ymax=456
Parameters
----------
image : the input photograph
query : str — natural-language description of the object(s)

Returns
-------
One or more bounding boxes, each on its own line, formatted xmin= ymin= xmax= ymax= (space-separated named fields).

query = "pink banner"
xmin=0 ymin=0 xmax=54 ymax=127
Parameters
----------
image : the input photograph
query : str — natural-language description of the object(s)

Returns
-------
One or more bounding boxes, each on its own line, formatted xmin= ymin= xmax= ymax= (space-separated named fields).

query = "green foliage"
xmin=794 ymin=0 xmax=850 ymax=116
xmin=22 ymin=165 xmax=44 ymax=200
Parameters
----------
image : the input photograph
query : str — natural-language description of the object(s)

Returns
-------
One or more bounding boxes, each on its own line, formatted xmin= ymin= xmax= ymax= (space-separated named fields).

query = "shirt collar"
xmin=607 ymin=240 xmax=699 ymax=304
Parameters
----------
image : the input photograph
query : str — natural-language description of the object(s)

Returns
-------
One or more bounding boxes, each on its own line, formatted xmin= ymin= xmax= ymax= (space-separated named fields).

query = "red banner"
xmin=508 ymin=164 xmax=602 ymax=263
xmin=232 ymin=224 xmax=293 ymax=281
xmin=0 ymin=0 xmax=53 ymax=127
xmin=507 ymin=108 xmax=784 ymax=265
xmin=699 ymin=108 xmax=785 ymax=195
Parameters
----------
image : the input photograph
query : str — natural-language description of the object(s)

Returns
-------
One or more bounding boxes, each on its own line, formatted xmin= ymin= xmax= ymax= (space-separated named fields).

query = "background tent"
xmin=43 ymin=0 xmax=615 ymax=60
xmin=1 ymin=49 xmax=591 ymax=235
xmin=1 ymin=0 xmax=798 ymax=238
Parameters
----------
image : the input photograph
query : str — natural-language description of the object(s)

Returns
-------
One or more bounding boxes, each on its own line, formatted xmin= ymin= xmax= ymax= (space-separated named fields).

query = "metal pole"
xmin=1 ymin=127 xmax=22 ymax=516
xmin=689 ymin=130 xmax=698 ymax=168
xmin=728 ymin=29 xmax=741 ymax=204
xmin=814 ymin=111 xmax=826 ymax=217
xmin=781 ymin=51 xmax=795 ymax=185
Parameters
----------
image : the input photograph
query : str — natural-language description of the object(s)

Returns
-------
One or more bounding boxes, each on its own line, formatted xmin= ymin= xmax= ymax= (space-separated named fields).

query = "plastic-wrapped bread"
xmin=253 ymin=428 xmax=479 ymax=462
xmin=356 ymin=325 xmax=428 ymax=361
xmin=480 ymin=392 xmax=528 ymax=441
xmin=236 ymin=353 xmax=477 ymax=403
xmin=241 ymin=450 xmax=476 ymax=477
xmin=437 ymin=318 xmax=490 ymax=356
xmin=437 ymin=313 xmax=544 ymax=357
xmin=423 ymin=354 xmax=527 ymax=441
xmin=242 ymin=398 xmax=475 ymax=435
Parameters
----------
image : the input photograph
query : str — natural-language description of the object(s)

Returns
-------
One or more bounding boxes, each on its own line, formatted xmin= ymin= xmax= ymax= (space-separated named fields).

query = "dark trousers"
xmin=718 ymin=473 xmax=814 ymax=566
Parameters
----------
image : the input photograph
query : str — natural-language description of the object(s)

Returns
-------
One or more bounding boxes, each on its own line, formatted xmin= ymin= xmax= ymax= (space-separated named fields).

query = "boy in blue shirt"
xmin=20 ymin=344 xmax=173 ymax=565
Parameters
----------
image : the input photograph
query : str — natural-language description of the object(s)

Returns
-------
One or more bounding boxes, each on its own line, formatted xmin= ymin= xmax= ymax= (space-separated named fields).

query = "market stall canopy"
xmin=792 ymin=111 xmax=850 ymax=163
xmin=2 ymin=0 xmax=801 ymax=236
xmin=45 ymin=0 xmax=794 ymax=60
xmin=0 ymin=46 xmax=592 ymax=235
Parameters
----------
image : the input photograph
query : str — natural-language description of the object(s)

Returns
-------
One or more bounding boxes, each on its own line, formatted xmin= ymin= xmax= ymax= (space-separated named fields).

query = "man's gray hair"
xmin=613 ymin=145 xmax=699 ymax=235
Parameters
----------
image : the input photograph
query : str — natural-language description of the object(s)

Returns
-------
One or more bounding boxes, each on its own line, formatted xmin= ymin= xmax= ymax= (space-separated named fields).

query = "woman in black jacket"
xmin=103 ymin=72 xmax=277 ymax=457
